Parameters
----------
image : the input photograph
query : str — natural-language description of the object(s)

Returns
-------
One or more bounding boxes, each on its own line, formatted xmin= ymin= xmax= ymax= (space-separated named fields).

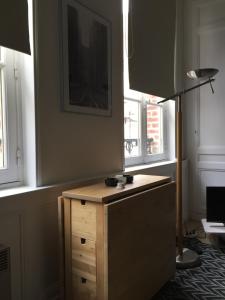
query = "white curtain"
xmin=129 ymin=0 xmax=176 ymax=98
xmin=0 ymin=0 xmax=30 ymax=54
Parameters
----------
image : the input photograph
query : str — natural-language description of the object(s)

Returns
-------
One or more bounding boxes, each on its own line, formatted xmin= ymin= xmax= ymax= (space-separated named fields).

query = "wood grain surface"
xmin=62 ymin=174 xmax=171 ymax=203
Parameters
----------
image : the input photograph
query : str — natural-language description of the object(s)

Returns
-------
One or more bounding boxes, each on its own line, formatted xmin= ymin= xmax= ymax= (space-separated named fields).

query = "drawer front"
xmin=72 ymin=273 xmax=96 ymax=300
xmin=72 ymin=235 xmax=96 ymax=275
xmin=71 ymin=199 xmax=96 ymax=240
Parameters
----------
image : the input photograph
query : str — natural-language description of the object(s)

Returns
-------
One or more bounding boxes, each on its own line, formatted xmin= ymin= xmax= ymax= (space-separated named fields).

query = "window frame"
xmin=124 ymin=95 xmax=169 ymax=167
xmin=0 ymin=47 xmax=22 ymax=185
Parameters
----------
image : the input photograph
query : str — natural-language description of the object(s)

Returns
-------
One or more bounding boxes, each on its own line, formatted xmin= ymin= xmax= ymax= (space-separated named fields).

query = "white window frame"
xmin=124 ymin=95 xmax=169 ymax=167
xmin=0 ymin=47 xmax=22 ymax=186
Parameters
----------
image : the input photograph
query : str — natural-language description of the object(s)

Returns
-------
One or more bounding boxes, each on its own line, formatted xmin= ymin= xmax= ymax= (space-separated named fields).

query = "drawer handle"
xmin=81 ymin=277 xmax=87 ymax=284
xmin=81 ymin=200 xmax=86 ymax=205
xmin=81 ymin=238 xmax=86 ymax=244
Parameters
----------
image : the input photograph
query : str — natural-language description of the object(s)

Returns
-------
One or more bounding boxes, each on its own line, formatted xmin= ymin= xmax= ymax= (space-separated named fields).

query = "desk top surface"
xmin=62 ymin=174 xmax=171 ymax=203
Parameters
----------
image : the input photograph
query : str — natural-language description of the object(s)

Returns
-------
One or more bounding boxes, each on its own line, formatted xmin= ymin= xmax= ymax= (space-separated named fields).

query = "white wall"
xmin=0 ymin=188 xmax=58 ymax=300
xmin=34 ymin=0 xmax=124 ymax=186
xmin=183 ymin=0 xmax=225 ymax=219
xmin=0 ymin=181 xmax=90 ymax=300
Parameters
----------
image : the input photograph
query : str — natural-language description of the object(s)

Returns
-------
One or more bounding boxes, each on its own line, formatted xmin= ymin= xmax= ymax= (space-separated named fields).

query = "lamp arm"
xmin=158 ymin=78 xmax=215 ymax=104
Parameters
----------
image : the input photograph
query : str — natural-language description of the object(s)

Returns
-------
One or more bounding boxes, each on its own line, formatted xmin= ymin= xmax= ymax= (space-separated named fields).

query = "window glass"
xmin=0 ymin=47 xmax=22 ymax=185
xmin=146 ymin=104 xmax=163 ymax=155
xmin=124 ymin=99 xmax=141 ymax=158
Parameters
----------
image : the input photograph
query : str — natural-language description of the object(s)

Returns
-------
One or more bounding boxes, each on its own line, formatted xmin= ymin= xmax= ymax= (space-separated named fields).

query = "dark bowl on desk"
xmin=105 ymin=177 xmax=118 ymax=187
xmin=123 ymin=174 xmax=133 ymax=184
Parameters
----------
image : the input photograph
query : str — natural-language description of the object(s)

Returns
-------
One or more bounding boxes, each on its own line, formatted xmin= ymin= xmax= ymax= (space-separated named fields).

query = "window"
xmin=124 ymin=93 xmax=168 ymax=166
xmin=123 ymin=0 xmax=174 ymax=166
xmin=0 ymin=47 xmax=22 ymax=185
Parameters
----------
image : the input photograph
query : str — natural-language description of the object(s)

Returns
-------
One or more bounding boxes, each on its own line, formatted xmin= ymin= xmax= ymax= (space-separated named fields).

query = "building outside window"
xmin=123 ymin=0 xmax=174 ymax=166
xmin=124 ymin=95 xmax=164 ymax=158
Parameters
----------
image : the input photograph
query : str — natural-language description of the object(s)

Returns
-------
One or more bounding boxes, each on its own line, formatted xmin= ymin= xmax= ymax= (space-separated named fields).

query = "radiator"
xmin=0 ymin=245 xmax=11 ymax=300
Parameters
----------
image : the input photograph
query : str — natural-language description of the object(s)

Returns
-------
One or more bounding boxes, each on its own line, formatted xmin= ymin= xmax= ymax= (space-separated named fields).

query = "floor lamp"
xmin=158 ymin=68 xmax=219 ymax=269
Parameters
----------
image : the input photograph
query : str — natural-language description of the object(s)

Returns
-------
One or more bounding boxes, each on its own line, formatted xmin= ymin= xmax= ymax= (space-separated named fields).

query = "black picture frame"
xmin=61 ymin=0 xmax=112 ymax=116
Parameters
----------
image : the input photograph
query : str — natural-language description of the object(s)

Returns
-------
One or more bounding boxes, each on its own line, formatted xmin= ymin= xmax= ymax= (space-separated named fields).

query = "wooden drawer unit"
xmin=59 ymin=174 xmax=176 ymax=300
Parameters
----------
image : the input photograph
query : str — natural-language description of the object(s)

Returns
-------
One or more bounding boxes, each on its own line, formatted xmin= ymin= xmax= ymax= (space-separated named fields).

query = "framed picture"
xmin=60 ymin=0 xmax=112 ymax=116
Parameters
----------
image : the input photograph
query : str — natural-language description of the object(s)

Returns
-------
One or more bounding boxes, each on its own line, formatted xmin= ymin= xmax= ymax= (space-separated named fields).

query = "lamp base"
xmin=176 ymin=248 xmax=201 ymax=269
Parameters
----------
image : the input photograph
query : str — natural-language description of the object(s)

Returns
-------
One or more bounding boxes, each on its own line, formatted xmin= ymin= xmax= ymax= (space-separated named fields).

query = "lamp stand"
xmin=175 ymin=95 xmax=201 ymax=269
xmin=158 ymin=69 xmax=219 ymax=269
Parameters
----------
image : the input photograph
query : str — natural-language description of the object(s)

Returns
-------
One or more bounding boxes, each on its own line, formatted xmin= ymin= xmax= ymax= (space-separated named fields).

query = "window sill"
xmin=0 ymin=160 xmax=176 ymax=198
xmin=0 ymin=185 xmax=47 ymax=198
xmin=125 ymin=160 xmax=176 ymax=173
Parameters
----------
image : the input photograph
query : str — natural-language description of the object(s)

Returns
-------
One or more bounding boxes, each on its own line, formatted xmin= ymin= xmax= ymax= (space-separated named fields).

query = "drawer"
xmin=72 ymin=235 xmax=96 ymax=275
xmin=72 ymin=271 xmax=96 ymax=300
xmin=71 ymin=199 xmax=96 ymax=240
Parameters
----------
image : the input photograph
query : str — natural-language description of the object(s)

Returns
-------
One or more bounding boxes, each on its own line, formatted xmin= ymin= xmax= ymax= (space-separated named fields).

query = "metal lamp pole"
xmin=158 ymin=74 xmax=217 ymax=268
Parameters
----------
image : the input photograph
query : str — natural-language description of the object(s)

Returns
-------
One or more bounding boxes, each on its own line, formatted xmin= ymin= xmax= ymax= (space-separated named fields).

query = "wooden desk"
xmin=59 ymin=174 xmax=176 ymax=300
